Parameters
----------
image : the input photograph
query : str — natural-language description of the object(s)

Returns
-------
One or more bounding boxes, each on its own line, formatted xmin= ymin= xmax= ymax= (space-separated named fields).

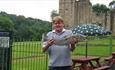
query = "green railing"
xmin=12 ymin=40 xmax=48 ymax=70
xmin=72 ymin=35 xmax=115 ymax=57
xmin=11 ymin=35 xmax=115 ymax=70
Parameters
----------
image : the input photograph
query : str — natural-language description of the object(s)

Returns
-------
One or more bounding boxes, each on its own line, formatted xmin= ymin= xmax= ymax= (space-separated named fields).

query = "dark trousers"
xmin=49 ymin=66 xmax=72 ymax=70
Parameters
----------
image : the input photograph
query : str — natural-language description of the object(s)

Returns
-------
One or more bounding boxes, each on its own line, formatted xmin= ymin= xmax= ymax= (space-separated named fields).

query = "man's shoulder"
xmin=64 ymin=29 xmax=72 ymax=33
xmin=46 ymin=31 xmax=53 ymax=36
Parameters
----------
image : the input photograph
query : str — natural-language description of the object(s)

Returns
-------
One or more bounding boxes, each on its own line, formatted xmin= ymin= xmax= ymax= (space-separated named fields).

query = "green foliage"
xmin=92 ymin=4 xmax=110 ymax=16
xmin=0 ymin=16 xmax=14 ymax=31
xmin=0 ymin=11 xmax=52 ymax=40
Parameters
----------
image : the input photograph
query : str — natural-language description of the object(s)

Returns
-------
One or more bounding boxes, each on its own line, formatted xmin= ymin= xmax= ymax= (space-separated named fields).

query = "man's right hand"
xmin=47 ymin=39 xmax=55 ymax=46
xmin=42 ymin=39 xmax=55 ymax=52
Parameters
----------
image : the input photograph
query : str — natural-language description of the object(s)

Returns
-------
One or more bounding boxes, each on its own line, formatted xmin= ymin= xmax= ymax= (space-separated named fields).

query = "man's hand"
xmin=68 ymin=37 xmax=78 ymax=45
xmin=42 ymin=39 xmax=55 ymax=52
xmin=47 ymin=39 xmax=55 ymax=46
xmin=68 ymin=37 xmax=78 ymax=51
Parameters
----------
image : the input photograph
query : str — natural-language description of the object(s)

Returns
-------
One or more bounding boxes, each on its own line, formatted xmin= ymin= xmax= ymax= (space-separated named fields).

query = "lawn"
xmin=11 ymin=37 xmax=115 ymax=70
xmin=73 ymin=36 xmax=115 ymax=56
xmin=73 ymin=46 xmax=115 ymax=56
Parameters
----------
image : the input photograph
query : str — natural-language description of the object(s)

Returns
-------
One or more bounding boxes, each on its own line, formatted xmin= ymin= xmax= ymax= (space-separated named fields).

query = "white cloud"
xmin=0 ymin=0 xmax=59 ymax=21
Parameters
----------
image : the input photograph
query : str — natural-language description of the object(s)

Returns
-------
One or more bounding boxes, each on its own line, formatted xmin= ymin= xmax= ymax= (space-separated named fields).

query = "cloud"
xmin=0 ymin=0 xmax=112 ymax=21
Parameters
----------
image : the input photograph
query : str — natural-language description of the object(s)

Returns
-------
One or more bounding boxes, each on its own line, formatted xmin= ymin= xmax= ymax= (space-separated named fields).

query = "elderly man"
xmin=42 ymin=16 xmax=78 ymax=70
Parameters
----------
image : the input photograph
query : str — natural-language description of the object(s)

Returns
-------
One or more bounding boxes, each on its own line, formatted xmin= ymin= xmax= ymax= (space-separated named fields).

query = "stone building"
xmin=59 ymin=0 xmax=115 ymax=34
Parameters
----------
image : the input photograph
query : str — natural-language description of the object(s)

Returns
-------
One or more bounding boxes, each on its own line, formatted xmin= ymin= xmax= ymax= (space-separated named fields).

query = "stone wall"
xmin=59 ymin=0 xmax=115 ymax=34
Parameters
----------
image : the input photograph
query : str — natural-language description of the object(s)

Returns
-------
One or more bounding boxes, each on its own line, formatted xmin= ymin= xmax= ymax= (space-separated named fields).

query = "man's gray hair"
xmin=52 ymin=16 xmax=63 ymax=22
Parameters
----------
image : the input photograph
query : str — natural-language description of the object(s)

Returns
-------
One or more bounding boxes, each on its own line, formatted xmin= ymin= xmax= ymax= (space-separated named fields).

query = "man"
xmin=42 ymin=16 xmax=78 ymax=70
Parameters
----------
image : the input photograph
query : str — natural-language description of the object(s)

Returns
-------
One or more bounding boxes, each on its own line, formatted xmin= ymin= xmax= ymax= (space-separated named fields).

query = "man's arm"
xmin=69 ymin=37 xmax=78 ymax=51
xmin=42 ymin=39 xmax=54 ymax=52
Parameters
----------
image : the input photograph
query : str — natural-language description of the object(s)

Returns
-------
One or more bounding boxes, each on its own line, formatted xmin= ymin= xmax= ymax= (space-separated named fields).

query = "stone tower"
xmin=59 ymin=0 xmax=92 ymax=29
xmin=75 ymin=0 xmax=92 ymax=24
xmin=59 ymin=0 xmax=76 ymax=28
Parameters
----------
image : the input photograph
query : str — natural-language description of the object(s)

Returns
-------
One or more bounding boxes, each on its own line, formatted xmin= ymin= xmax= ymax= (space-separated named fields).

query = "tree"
xmin=92 ymin=4 xmax=110 ymax=16
xmin=50 ymin=10 xmax=59 ymax=21
xmin=109 ymin=0 xmax=115 ymax=9
xmin=0 ymin=11 xmax=52 ymax=40
xmin=92 ymin=4 xmax=110 ymax=28
xmin=0 ymin=16 xmax=14 ymax=31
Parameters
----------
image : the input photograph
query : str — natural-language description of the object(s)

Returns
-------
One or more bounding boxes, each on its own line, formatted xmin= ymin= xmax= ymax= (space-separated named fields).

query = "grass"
xmin=78 ymin=38 xmax=115 ymax=45
xmin=12 ymin=56 xmax=48 ymax=70
xmin=12 ymin=41 xmax=48 ymax=70
xmin=73 ymin=46 xmax=115 ymax=56
xmin=73 ymin=37 xmax=115 ymax=56
xmin=11 ymin=37 xmax=115 ymax=70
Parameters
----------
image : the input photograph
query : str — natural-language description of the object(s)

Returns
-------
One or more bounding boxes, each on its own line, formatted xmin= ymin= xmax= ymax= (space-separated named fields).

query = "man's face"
xmin=53 ymin=20 xmax=64 ymax=32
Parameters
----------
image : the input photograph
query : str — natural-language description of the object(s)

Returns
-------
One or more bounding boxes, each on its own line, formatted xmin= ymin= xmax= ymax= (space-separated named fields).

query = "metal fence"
xmin=12 ymin=40 xmax=48 ymax=70
xmin=11 ymin=35 xmax=115 ymax=70
xmin=72 ymin=35 xmax=115 ymax=57
xmin=0 ymin=34 xmax=114 ymax=70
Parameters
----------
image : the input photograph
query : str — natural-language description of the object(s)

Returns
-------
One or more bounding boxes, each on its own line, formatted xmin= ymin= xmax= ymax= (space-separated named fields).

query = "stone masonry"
xmin=59 ymin=0 xmax=115 ymax=34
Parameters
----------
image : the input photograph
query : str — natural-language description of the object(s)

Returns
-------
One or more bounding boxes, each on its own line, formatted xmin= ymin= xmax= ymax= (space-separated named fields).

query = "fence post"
xmin=109 ymin=34 xmax=112 ymax=55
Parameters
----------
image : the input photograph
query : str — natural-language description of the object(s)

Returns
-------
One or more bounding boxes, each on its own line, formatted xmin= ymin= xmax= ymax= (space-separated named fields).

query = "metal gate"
xmin=0 ymin=31 xmax=12 ymax=70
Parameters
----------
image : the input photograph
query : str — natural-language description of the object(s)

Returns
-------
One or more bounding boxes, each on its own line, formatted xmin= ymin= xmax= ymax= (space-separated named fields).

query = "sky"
xmin=0 ymin=0 xmax=113 ymax=21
